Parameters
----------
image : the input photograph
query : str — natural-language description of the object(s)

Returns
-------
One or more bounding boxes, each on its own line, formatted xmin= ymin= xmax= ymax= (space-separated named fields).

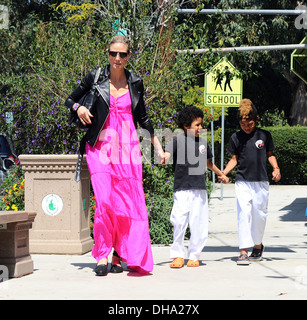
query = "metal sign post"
xmin=220 ymin=106 xmax=225 ymax=200
xmin=210 ymin=106 xmax=215 ymax=192
xmin=205 ymin=57 xmax=242 ymax=199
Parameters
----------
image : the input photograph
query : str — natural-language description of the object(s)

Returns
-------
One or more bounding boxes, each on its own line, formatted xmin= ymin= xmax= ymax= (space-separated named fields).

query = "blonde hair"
xmin=238 ymin=98 xmax=258 ymax=121
xmin=107 ymin=35 xmax=131 ymax=53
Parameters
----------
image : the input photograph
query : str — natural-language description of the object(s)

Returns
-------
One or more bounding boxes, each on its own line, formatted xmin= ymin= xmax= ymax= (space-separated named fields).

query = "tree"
xmin=175 ymin=0 xmax=306 ymax=125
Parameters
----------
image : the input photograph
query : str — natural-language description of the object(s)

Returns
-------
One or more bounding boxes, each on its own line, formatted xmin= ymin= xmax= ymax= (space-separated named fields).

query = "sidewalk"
xmin=0 ymin=184 xmax=306 ymax=300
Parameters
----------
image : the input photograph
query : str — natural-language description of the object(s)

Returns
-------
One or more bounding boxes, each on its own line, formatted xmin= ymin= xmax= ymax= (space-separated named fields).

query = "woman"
xmin=65 ymin=35 xmax=164 ymax=275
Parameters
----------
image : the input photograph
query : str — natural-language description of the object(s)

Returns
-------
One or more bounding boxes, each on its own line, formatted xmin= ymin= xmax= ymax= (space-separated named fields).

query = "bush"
xmin=263 ymin=126 xmax=307 ymax=185
xmin=144 ymin=163 xmax=174 ymax=245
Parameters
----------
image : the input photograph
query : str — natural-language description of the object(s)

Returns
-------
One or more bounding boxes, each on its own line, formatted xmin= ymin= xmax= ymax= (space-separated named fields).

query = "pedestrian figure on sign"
xmin=214 ymin=71 xmax=223 ymax=90
xmin=224 ymin=66 xmax=233 ymax=92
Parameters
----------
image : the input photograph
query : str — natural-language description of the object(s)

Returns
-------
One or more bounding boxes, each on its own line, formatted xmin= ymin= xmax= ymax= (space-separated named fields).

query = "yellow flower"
xmin=6 ymin=206 xmax=10 ymax=210
xmin=11 ymin=204 xmax=18 ymax=211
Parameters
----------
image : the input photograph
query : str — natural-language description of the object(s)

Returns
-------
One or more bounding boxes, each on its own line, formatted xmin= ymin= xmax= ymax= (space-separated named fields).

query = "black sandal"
xmin=249 ymin=244 xmax=264 ymax=261
xmin=110 ymin=250 xmax=123 ymax=273
xmin=94 ymin=264 xmax=108 ymax=276
xmin=110 ymin=264 xmax=123 ymax=273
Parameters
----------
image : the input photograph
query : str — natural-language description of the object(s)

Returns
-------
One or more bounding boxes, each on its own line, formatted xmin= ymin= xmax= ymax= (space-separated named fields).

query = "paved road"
xmin=0 ymin=183 xmax=306 ymax=301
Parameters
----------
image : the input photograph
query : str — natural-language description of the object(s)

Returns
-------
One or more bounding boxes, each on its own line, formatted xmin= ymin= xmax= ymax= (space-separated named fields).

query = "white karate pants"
xmin=170 ymin=189 xmax=208 ymax=261
xmin=235 ymin=181 xmax=269 ymax=249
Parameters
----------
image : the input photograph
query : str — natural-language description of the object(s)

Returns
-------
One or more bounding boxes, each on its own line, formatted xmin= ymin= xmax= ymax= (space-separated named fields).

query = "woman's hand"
xmin=151 ymin=136 xmax=165 ymax=165
xmin=77 ymin=106 xmax=93 ymax=126
xmin=156 ymin=149 xmax=166 ymax=165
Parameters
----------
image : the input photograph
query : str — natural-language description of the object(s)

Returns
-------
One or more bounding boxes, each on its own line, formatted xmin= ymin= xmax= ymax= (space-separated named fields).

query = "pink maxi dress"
xmin=86 ymin=91 xmax=153 ymax=273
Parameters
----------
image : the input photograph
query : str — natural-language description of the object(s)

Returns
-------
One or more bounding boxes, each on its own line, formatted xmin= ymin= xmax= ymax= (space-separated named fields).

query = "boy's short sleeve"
xmin=227 ymin=134 xmax=238 ymax=155
xmin=207 ymin=144 xmax=213 ymax=159
xmin=266 ymin=131 xmax=275 ymax=151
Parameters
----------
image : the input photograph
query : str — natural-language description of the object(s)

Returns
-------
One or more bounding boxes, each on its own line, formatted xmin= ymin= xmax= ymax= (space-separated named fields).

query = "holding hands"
xmin=218 ymin=173 xmax=229 ymax=184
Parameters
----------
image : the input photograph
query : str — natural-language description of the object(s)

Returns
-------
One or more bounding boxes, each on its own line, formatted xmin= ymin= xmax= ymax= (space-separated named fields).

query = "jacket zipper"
xmin=92 ymin=109 xmax=110 ymax=147
xmin=92 ymin=84 xmax=110 ymax=147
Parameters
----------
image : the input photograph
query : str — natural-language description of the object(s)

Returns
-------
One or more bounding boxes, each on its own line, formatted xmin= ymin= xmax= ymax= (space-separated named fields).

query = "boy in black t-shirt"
xmin=165 ymin=106 xmax=228 ymax=268
xmin=223 ymin=99 xmax=281 ymax=265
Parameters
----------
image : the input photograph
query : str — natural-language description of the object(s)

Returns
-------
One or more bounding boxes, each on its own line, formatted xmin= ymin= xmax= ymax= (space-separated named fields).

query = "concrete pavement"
xmin=0 ymin=183 xmax=306 ymax=300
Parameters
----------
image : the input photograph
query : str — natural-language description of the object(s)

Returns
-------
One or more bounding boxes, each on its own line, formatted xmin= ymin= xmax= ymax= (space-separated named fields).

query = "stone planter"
xmin=19 ymin=155 xmax=93 ymax=254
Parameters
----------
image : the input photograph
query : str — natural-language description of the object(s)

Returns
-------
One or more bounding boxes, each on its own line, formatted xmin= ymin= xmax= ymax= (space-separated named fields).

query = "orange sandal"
xmin=170 ymin=257 xmax=184 ymax=268
xmin=187 ymin=259 xmax=199 ymax=267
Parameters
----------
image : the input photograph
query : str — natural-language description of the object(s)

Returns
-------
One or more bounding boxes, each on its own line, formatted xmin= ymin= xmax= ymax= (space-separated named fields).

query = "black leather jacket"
xmin=66 ymin=65 xmax=154 ymax=149
xmin=65 ymin=65 xmax=155 ymax=180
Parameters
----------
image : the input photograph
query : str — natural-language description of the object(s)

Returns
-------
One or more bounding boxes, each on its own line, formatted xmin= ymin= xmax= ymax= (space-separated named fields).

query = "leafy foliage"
xmin=263 ymin=126 xmax=307 ymax=185
xmin=0 ymin=165 xmax=25 ymax=211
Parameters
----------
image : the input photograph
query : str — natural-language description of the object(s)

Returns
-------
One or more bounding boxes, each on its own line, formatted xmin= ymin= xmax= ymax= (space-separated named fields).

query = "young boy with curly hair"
xmin=223 ymin=99 xmax=281 ymax=265
xmin=164 ymin=106 xmax=228 ymax=268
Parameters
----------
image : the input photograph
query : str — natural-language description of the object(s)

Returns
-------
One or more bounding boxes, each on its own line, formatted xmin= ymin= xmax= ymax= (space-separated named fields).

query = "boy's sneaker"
xmin=237 ymin=254 xmax=250 ymax=265
xmin=249 ymin=244 xmax=264 ymax=261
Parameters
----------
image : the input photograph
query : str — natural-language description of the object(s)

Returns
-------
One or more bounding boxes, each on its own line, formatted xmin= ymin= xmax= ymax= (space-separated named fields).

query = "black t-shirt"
xmin=227 ymin=128 xmax=275 ymax=182
xmin=166 ymin=133 xmax=213 ymax=191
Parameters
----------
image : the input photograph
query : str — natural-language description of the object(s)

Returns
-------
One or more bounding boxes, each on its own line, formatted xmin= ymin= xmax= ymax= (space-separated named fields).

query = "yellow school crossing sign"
xmin=205 ymin=57 xmax=242 ymax=107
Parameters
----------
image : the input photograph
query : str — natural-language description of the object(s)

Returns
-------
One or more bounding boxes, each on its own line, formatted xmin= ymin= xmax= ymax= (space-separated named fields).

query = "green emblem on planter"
xmin=42 ymin=194 xmax=63 ymax=216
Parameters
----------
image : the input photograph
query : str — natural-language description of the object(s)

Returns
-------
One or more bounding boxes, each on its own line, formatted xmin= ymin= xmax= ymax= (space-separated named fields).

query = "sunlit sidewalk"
xmin=0 ymin=184 xmax=306 ymax=300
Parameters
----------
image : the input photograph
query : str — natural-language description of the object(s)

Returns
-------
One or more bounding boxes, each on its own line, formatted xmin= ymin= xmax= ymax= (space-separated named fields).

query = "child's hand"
xmin=218 ymin=174 xmax=229 ymax=184
xmin=272 ymin=168 xmax=281 ymax=182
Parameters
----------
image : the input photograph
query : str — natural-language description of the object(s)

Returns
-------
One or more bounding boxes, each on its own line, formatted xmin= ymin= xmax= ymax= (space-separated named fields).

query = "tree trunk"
xmin=290 ymin=80 xmax=307 ymax=126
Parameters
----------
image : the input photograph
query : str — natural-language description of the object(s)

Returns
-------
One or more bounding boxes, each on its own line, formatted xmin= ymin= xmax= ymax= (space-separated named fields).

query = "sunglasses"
xmin=108 ymin=51 xmax=129 ymax=59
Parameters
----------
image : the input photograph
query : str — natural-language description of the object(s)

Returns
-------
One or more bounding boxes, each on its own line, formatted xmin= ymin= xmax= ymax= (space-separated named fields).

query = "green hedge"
xmin=213 ymin=126 xmax=307 ymax=185
xmin=263 ymin=126 xmax=307 ymax=185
